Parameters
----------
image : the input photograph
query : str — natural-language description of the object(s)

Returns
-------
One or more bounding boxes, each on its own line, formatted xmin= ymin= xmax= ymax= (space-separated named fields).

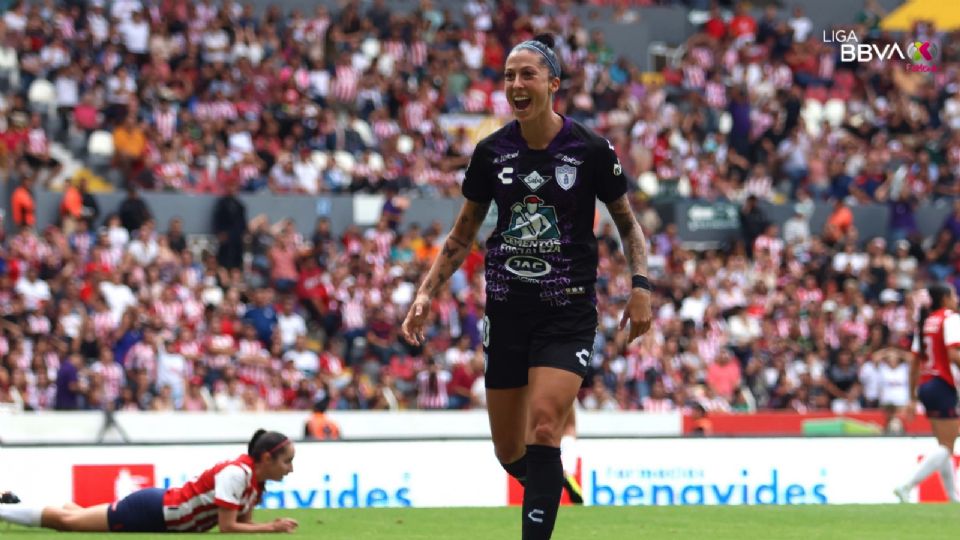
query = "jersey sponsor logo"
xmin=556 ymin=165 xmax=577 ymax=190
xmin=555 ymin=153 xmax=583 ymax=166
xmin=503 ymin=195 xmax=560 ymax=241
xmin=494 ymin=151 xmax=519 ymax=164
xmin=505 ymin=255 xmax=552 ymax=278
xmin=498 ymin=167 xmax=514 ymax=184
xmin=521 ymin=170 xmax=551 ymax=192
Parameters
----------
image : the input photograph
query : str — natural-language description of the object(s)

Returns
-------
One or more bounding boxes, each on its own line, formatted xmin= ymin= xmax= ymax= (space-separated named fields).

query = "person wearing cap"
xmin=401 ymin=33 xmax=651 ymax=539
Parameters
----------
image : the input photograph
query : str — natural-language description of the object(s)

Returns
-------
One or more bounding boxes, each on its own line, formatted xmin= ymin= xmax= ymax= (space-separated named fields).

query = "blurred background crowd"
xmin=0 ymin=0 xmax=954 ymax=431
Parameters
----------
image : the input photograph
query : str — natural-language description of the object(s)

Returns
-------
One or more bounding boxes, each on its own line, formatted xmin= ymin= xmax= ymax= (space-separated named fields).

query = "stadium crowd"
xmin=0 ymin=0 xmax=956 ymax=422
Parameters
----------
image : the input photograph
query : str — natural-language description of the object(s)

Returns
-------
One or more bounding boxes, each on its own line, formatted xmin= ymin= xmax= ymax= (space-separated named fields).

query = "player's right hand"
xmin=905 ymin=399 xmax=918 ymax=423
xmin=401 ymin=293 xmax=431 ymax=345
xmin=271 ymin=518 xmax=299 ymax=532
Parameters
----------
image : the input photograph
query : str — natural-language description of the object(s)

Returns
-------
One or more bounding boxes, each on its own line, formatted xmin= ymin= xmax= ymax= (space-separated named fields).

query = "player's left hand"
xmin=620 ymin=288 xmax=653 ymax=343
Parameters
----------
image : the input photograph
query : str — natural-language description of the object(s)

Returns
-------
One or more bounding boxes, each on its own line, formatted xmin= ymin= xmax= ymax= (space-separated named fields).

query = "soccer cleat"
xmin=893 ymin=486 xmax=909 ymax=503
xmin=563 ymin=474 xmax=584 ymax=505
xmin=0 ymin=492 xmax=19 ymax=504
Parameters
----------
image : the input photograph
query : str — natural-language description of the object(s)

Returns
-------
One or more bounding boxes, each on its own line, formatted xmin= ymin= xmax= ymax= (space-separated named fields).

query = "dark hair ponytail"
xmin=533 ymin=33 xmax=556 ymax=49
xmin=918 ymin=282 xmax=954 ymax=358
xmin=248 ymin=429 xmax=289 ymax=461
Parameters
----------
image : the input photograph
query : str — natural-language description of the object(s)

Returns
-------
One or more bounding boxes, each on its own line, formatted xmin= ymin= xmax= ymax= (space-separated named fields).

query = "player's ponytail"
xmin=533 ymin=33 xmax=556 ymax=49
xmin=917 ymin=306 xmax=930 ymax=359
xmin=918 ymin=282 xmax=954 ymax=358
xmin=248 ymin=429 xmax=290 ymax=461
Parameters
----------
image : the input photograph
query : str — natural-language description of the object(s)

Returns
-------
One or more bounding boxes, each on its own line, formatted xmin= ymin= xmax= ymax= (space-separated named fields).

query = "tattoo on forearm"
xmin=607 ymin=196 xmax=648 ymax=276
xmin=419 ymin=202 xmax=490 ymax=297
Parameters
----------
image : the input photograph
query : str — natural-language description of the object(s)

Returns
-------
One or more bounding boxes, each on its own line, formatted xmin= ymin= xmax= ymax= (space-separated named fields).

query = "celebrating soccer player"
xmin=402 ymin=33 xmax=652 ymax=539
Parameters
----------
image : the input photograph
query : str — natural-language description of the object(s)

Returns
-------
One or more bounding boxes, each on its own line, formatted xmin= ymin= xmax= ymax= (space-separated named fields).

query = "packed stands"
xmin=0 ymin=0 xmax=953 ymax=428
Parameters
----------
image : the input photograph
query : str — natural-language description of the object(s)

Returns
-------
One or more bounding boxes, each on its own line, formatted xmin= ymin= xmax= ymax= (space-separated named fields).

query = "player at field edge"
xmin=401 ymin=33 xmax=652 ymax=539
xmin=895 ymin=283 xmax=960 ymax=502
xmin=0 ymin=429 xmax=298 ymax=533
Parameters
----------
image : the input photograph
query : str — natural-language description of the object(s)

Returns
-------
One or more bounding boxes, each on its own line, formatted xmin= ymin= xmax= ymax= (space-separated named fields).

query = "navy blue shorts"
xmin=918 ymin=378 xmax=959 ymax=419
xmin=107 ymin=487 xmax=168 ymax=533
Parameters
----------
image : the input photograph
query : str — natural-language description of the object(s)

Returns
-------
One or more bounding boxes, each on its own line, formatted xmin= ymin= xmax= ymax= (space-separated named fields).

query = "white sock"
xmin=560 ymin=435 xmax=577 ymax=476
xmin=939 ymin=452 xmax=959 ymax=502
xmin=907 ymin=445 xmax=950 ymax=489
xmin=0 ymin=505 xmax=43 ymax=527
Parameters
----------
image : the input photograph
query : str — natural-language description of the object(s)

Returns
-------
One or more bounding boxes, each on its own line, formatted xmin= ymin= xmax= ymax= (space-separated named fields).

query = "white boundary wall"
xmin=0 ymin=438 xmax=950 ymax=508
xmin=0 ymin=410 xmax=682 ymax=443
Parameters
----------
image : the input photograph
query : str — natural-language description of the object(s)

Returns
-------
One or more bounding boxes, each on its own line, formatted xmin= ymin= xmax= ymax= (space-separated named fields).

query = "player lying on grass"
xmin=0 ymin=429 xmax=298 ymax=533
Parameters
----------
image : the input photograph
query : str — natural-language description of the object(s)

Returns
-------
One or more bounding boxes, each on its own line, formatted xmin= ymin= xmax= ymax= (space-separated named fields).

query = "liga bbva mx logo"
xmin=908 ymin=41 xmax=937 ymax=66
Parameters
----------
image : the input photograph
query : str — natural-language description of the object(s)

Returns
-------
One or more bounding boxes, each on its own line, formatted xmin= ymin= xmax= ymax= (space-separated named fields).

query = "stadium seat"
xmin=361 ymin=37 xmax=381 ymax=60
xmin=87 ymin=130 xmax=114 ymax=158
xmin=637 ymin=171 xmax=659 ymax=197
xmin=717 ymin=112 xmax=732 ymax=134
xmin=823 ymin=99 xmax=846 ymax=127
xmin=27 ymin=78 xmax=56 ymax=116
xmin=311 ymin=150 xmax=329 ymax=170
xmin=334 ymin=150 xmax=356 ymax=174
xmin=351 ymin=118 xmax=375 ymax=147
xmin=801 ymin=99 xmax=824 ymax=133
xmin=367 ymin=152 xmax=385 ymax=173
xmin=397 ymin=135 xmax=414 ymax=154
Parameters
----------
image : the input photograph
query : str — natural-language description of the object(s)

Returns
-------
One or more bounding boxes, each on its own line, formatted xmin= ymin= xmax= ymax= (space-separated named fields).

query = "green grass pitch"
xmin=4 ymin=505 xmax=960 ymax=539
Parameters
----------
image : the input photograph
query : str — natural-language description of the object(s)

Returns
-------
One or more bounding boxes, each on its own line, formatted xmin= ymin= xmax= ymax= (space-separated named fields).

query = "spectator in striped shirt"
xmin=0 ymin=429 xmax=298 ymax=533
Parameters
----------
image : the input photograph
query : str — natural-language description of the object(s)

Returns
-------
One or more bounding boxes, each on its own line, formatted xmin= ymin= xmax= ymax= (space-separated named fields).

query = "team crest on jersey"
xmin=503 ymin=195 xmax=560 ymax=241
xmin=521 ymin=171 xmax=551 ymax=192
xmin=556 ymin=165 xmax=577 ymax=190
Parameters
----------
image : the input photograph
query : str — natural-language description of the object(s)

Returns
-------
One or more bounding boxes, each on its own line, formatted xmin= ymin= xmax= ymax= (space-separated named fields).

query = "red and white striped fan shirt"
xmin=330 ymin=65 xmax=359 ymax=103
xmin=153 ymin=108 xmax=177 ymax=141
xmin=160 ymin=454 xmax=263 ymax=532
xmin=27 ymin=128 xmax=48 ymax=156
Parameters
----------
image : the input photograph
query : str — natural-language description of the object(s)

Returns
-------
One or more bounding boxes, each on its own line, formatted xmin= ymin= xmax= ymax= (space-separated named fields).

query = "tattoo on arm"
xmin=419 ymin=201 xmax=490 ymax=297
xmin=606 ymin=195 xmax=648 ymax=276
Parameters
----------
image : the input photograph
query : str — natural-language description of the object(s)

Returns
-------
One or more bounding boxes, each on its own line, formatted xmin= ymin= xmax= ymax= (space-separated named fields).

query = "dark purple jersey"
xmin=461 ymin=116 xmax=628 ymax=306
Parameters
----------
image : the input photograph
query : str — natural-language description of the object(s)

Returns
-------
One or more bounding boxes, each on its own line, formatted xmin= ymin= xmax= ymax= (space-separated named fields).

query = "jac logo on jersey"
xmin=72 ymin=464 xmax=155 ymax=507
xmin=505 ymin=255 xmax=552 ymax=278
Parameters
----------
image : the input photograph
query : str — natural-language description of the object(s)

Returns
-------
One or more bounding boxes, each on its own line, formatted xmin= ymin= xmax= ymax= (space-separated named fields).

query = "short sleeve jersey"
xmin=461 ymin=117 xmax=628 ymax=306
xmin=912 ymin=308 xmax=960 ymax=386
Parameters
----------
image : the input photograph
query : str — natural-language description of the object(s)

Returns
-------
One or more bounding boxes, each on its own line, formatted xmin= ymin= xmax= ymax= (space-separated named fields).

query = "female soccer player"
xmin=895 ymin=283 xmax=960 ymax=502
xmin=402 ymin=34 xmax=652 ymax=539
xmin=0 ymin=429 xmax=299 ymax=532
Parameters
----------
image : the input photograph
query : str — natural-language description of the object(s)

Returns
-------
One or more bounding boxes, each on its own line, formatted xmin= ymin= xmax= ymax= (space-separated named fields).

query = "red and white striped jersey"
xmin=705 ymin=81 xmax=727 ymax=109
xmin=330 ymin=65 xmax=359 ymax=103
xmin=153 ymin=109 xmax=177 ymax=141
xmin=160 ymin=454 xmax=262 ymax=532
xmin=913 ymin=308 xmax=960 ymax=387
xmin=27 ymin=128 xmax=48 ymax=156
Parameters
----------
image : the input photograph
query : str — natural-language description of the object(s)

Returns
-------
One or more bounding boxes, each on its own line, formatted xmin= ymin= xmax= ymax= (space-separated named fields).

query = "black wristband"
xmin=631 ymin=275 xmax=652 ymax=291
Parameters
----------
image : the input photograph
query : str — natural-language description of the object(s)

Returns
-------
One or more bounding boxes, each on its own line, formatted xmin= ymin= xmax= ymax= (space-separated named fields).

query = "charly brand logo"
xmin=824 ymin=29 xmax=939 ymax=72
